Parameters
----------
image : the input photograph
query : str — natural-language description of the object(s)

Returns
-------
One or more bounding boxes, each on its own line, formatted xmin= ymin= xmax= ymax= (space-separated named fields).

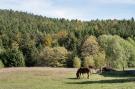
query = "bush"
xmin=0 ymin=60 xmax=4 ymax=68
xmin=94 ymin=52 xmax=106 ymax=68
xmin=73 ymin=56 xmax=81 ymax=68
xmin=1 ymin=49 xmax=25 ymax=67
xmin=22 ymin=47 xmax=39 ymax=66
xmin=83 ymin=56 xmax=94 ymax=67
xmin=98 ymin=35 xmax=135 ymax=69
xmin=39 ymin=47 xmax=69 ymax=67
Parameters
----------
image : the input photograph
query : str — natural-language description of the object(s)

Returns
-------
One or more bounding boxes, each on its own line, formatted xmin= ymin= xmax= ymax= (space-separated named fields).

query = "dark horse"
xmin=76 ymin=66 xmax=95 ymax=79
xmin=101 ymin=67 xmax=116 ymax=73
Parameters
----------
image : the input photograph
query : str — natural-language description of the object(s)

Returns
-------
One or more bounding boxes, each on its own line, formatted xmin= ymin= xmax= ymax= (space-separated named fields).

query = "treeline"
xmin=0 ymin=9 xmax=135 ymax=69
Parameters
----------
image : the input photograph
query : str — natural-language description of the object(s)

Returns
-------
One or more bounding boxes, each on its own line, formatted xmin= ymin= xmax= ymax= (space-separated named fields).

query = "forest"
xmin=0 ymin=9 xmax=135 ymax=70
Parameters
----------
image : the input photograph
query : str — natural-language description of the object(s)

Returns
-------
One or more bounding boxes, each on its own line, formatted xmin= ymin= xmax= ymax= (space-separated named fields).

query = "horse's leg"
xmin=78 ymin=73 xmax=81 ymax=79
xmin=77 ymin=74 xmax=79 ymax=79
xmin=82 ymin=73 xmax=84 ymax=78
xmin=81 ymin=73 xmax=83 ymax=78
xmin=78 ymin=73 xmax=80 ymax=79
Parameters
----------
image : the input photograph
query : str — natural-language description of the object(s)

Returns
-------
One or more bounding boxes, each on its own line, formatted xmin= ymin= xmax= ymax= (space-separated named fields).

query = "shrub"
xmin=39 ymin=47 xmax=69 ymax=67
xmin=1 ymin=49 xmax=25 ymax=67
xmin=22 ymin=47 xmax=39 ymax=66
xmin=0 ymin=60 xmax=4 ymax=68
xmin=83 ymin=56 xmax=94 ymax=67
xmin=73 ymin=56 xmax=81 ymax=68
xmin=93 ymin=51 xmax=106 ymax=68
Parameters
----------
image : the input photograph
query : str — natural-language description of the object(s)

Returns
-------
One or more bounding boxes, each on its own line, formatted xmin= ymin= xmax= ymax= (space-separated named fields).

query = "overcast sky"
xmin=0 ymin=0 xmax=134 ymax=21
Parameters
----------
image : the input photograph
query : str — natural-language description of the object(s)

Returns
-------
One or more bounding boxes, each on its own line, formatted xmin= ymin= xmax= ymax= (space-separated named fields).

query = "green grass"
xmin=0 ymin=67 xmax=135 ymax=89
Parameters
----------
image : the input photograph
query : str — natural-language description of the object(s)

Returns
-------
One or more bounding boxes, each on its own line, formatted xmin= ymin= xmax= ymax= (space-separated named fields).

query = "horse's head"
xmin=76 ymin=71 xmax=80 ymax=79
xmin=88 ymin=65 xmax=93 ymax=69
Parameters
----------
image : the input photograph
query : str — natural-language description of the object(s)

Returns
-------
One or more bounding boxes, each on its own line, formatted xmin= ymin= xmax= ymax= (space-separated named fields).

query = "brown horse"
xmin=76 ymin=68 xmax=90 ymax=79
xmin=76 ymin=66 xmax=101 ymax=79
xmin=76 ymin=67 xmax=93 ymax=79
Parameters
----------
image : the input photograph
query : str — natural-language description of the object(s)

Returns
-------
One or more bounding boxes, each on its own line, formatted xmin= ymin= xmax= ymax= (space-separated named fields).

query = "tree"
xmin=81 ymin=36 xmax=100 ymax=57
xmin=43 ymin=34 xmax=52 ymax=47
xmin=23 ymin=47 xmax=39 ymax=66
xmin=39 ymin=47 xmax=69 ymax=67
xmin=0 ymin=9 xmax=135 ymax=68
xmin=1 ymin=48 xmax=25 ymax=67
xmin=0 ymin=60 xmax=4 ymax=68
xmin=98 ymin=35 xmax=135 ymax=70
xmin=128 ymin=49 xmax=135 ymax=67
xmin=58 ymin=33 xmax=77 ymax=51
xmin=83 ymin=56 xmax=94 ymax=68
xmin=73 ymin=56 xmax=81 ymax=68
xmin=81 ymin=36 xmax=105 ymax=68
xmin=93 ymin=51 xmax=106 ymax=68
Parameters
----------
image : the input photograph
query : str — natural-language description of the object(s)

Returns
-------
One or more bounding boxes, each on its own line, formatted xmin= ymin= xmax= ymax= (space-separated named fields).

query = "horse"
xmin=101 ymin=67 xmax=116 ymax=73
xmin=76 ymin=67 xmax=90 ymax=79
xmin=76 ymin=66 xmax=96 ymax=79
xmin=76 ymin=66 xmax=102 ymax=79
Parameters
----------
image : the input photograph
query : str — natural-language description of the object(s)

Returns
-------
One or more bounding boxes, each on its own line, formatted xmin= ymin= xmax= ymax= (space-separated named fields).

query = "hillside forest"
xmin=0 ymin=9 xmax=135 ymax=70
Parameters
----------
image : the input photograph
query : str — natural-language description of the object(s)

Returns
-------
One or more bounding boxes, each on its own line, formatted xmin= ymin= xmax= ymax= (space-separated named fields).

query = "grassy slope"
xmin=0 ymin=67 xmax=135 ymax=89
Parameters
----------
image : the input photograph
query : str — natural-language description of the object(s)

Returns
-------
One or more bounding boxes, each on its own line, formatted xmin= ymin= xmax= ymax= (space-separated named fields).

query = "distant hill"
xmin=0 ymin=9 xmax=135 ymax=68
xmin=0 ymin=9 xmax=135 ymax=38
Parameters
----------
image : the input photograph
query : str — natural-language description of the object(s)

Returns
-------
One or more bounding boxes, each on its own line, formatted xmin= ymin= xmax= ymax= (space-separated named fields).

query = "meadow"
xmin=0 ymin=67 xmax=135 ymax=89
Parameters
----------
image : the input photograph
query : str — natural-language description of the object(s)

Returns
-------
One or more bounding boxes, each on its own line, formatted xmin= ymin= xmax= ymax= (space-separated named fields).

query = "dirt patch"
xmin=0 ymin=67 xmax=77 ymax=76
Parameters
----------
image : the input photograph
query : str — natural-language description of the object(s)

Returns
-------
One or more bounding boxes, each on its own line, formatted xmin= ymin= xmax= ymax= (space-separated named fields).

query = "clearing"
xmin=0 ymin=67 xmax=135 ymax=89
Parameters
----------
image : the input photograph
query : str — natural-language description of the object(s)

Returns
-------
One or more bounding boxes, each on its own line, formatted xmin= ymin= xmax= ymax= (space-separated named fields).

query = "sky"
xmin=0 ymin=0 xmax=135 ymax=21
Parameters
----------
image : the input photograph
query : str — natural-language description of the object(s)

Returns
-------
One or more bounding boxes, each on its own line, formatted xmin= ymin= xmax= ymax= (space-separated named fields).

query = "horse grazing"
xmin=76 ymin=68 xmax=90 ymax=79
xmin=76 ymin=67 xmax=91 ymax=79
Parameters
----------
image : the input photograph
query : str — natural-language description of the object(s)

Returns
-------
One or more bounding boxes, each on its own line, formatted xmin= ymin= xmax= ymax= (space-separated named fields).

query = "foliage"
xmin=58 ymin=33 xmax=77 ymax=51
xmin=98 ymin=35 xmax=135 ymax=69
xmin=93 ymin=51 xmax=106 ymax=68
xmin=81 ymin=36 xmax=100 ymax=57
xmin=0 ymin=9 xmax=135 ymax=68
xmin=43 ymin=34 xmax=53 ymax=47
xmin=1 ymin=49 xmax=25 ymax=67
xmin=39 ymin=47 xmax=69 ymax=67
xmin=81 ymin=36 xmax=105 ymax=68
xmin=0 ymin=60 xmax=4 ymax=68
xmin=83 ymin=56 xmax=94 ymax=67
xmin=73 ymin=56 xmax=81 ymax=68
xmin=23 ymin=47 xmax=40 ymax=66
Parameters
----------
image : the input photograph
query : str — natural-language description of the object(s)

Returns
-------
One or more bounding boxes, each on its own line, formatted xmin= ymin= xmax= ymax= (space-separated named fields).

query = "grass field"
xmin=0 ymin=67 xmax=135 ymax=89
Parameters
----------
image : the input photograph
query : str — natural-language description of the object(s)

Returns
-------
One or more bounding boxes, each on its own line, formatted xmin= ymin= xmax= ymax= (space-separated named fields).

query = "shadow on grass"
xmin=67 ymin=78 xmax=78 ymax=80
xmin=66 ymin=78 xmax=135 ymax=84
xmin=100 ymin=70 xmax=135 ymax=77
xmin=66 ymin=70 xmax=135 ymax=84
